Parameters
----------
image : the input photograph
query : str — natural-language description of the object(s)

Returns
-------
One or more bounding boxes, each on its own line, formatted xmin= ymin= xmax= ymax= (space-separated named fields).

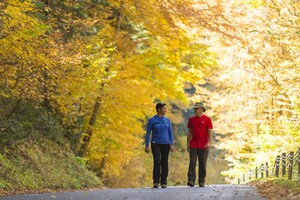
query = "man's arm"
xmin=187 ymin=128 xmax=192 ymax=152
xmin=206 ymin=129 xmax=213 ymax=148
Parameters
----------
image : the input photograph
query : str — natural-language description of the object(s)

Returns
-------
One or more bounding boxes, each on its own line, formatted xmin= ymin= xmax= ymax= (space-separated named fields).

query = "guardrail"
xmin=239 ymin=148 xmax=300 ymax=183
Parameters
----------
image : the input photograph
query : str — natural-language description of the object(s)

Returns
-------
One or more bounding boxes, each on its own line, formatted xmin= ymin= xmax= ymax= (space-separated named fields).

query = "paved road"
xmin=0 ymin=184 xmax=266 ymax=200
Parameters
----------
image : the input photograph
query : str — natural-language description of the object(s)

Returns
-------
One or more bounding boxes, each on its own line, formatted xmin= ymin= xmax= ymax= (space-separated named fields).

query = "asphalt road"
xmin=0 ymin=184 xmax=266 ymax=200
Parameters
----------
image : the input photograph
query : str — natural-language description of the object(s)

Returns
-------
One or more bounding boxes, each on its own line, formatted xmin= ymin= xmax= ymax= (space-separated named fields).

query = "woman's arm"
xmin=168 ymin=119 xmax=174 ymax=151
xmin=145 ymin=119 xmax=152 ymax=153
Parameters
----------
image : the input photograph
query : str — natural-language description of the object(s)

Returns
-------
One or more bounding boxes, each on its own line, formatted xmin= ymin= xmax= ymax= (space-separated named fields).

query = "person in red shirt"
xmin=187 ymin=102 xmax=213 ymax=187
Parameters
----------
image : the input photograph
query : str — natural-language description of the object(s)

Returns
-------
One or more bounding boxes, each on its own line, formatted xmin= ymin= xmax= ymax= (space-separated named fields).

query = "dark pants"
xmin=151 ymin=143 xmax=170 ymax=184
xmin=187 ymin=148 xmax=209 ymax=184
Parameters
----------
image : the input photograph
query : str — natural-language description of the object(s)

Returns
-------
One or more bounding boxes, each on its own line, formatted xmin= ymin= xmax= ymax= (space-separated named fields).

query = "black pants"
xmin=151 ymin=143 xmax=170 ymax=184
xmin=187 ymin=148 xmax=209 ymax=184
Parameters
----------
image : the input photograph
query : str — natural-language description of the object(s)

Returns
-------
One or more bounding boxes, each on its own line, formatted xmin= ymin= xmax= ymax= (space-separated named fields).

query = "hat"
xmin=193 ymin=102 xmax=206 ymax=112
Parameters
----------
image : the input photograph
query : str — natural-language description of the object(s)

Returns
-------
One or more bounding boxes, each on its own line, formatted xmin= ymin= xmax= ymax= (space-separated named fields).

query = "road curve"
xmin=0 ymin=184 xmax=266 ymax=200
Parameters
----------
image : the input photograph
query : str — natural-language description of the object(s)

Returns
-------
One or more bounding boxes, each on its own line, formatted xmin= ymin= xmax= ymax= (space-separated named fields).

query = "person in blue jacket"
xmin=145 ymin=102 xmax=175 ymax=188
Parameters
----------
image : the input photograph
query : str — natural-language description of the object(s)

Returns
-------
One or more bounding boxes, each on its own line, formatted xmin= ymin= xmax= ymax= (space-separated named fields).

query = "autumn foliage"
xmin=1 ymin=0 xmax=299 ymax=189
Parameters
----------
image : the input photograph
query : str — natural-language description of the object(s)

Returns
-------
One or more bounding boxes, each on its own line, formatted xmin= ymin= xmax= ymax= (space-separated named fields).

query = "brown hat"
xmin=193 ymin=102 xmax=206 ymax=112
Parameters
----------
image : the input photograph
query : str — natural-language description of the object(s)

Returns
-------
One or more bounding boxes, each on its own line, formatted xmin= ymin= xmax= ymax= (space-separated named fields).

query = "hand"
xmin=170 ymin=145 xmax=175 ymax=152
xmin=205 ymin=143 xmax=211 ymax=149
xmin=145 ymin=147 xmax=150 ymax=154
xmin=187 ymin=144 xmax=190 ymax=153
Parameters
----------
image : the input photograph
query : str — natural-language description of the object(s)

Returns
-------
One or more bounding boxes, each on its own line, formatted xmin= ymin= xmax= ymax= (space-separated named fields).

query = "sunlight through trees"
xmin=1 ymin=0 xmax=299 ymax=188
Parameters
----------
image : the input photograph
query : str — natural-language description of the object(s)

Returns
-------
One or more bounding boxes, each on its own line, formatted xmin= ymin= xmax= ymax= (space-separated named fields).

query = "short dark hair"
xmin=156 ymin=102 xmax=166 ymax=112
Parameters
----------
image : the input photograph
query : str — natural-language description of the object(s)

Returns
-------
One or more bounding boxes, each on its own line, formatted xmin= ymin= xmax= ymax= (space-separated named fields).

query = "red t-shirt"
xmin=187 ymin=115 xmax=213 ymax=149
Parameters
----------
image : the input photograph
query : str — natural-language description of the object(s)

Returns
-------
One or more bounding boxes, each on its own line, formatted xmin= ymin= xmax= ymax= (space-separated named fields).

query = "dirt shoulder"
xmin=0 ymin=187 xmax=110 ymax=197
xmin=251 ymin=180 xmax=300 ymax=200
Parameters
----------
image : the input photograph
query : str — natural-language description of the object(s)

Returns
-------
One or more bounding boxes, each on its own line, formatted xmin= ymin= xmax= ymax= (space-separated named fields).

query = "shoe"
xmin=161 ymin=184 xmax=167 ymax=188
xmin=187 ymin=182 xmax=195 ymax=187
xmin=153 ymin=183 xmax=159 ymax=188
xmin=199 ymin=182 xmax=205 ymax=187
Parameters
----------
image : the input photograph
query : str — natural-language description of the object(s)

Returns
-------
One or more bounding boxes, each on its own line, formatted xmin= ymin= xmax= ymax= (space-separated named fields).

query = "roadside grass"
xmin=251 ymin=177 xmax=300 ymax=199
xmin=0 ymin=103 xmax=102 ymax=196
xmin=0 ymin=136 xmax=102 ymax=196
xmin=252 ymin=177 xmax=300 ymax=190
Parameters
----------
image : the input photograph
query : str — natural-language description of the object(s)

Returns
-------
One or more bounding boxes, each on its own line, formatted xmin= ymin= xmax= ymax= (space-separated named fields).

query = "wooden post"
xmin=275 ymin=155 xmax=280 ymax=177
xmin=243 ymin=174 xmax=245 ymax=182
xmin=266 ymin=162 xmax=269 ymax=177
xmin=238 ymin=178 xmax=240 ymax=184
xmin=255 ymin=166 xmax=258 ymax=178
xmin=249 ymin=170 xmax=252 ymax=180
xmin=298 ymin=148 xmax=300 ymax=181
xmin=261 ymin=164 xmax=264 ymax=178
xmin=282 ymin=152 xmax=286 ymax=177
xmin=288 ymin=152 xmax=294 ymax=180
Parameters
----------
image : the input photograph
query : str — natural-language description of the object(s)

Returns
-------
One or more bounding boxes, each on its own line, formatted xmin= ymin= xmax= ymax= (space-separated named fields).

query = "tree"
xmin=203 ymin=0 xmax=300 ymax=181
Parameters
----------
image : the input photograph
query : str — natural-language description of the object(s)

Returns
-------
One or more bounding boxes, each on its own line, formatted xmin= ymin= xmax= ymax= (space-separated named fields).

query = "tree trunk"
xmin=77 ymin=1 xmax=124 ymax=157
xmin=77 ymin=95 xmax=101 ymax=157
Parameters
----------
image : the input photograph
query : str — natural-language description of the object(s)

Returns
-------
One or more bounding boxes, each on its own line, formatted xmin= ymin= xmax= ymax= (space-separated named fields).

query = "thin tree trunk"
xmin=77 ymin=95 xmax=101 ymax=157
xmin=77 ymin=82 xmax=104 ymax=157
xmin=77 ymin=1 xmax=124 ymax=157
xmin=4 ymin=98 xmax=22 ymax=119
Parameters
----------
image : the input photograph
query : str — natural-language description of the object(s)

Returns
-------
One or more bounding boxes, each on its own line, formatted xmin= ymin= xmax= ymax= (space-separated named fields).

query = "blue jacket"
xmin=145 ymin=115 xmax=174 ymax=148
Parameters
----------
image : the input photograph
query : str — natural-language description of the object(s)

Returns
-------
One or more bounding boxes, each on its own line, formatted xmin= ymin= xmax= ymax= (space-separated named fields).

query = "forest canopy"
xmin=1 ymin=0 xmax=299 ymax=187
